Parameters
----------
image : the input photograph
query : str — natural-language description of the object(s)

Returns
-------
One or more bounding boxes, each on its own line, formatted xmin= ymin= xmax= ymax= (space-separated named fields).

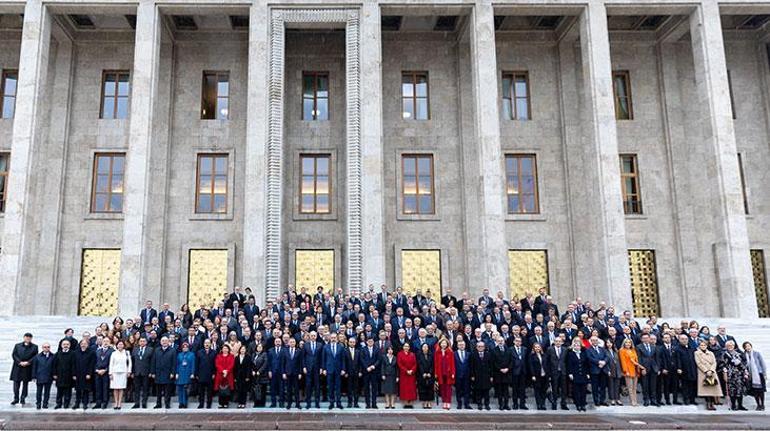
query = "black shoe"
xmin=154 ymin=404 xmax=162 ymax=409
xmin=197 ymin=404 xmax=204 ymax=409
xmin=315 ymin=403 xmax=320 ymax=408
xmin=132 ymin=404 xmax=140 ymax=409
xmin=464 ymin=404 xmax=471 ymax=409
xmin=102 ymin=404 xmax=108 ymax=409
xmin=337 ymin=404 xmax=344 ymax=409
xmin=520 ymin=405 xmax=528 ymax=410
xmin=43 ymin=404 xmax=48 ymax=409
xmin=328 ymin=405 xmax=334 ymax=410
xmin=561 ymin=405 xmax=569 ymax=410
xmin=673 ymin=401 xmax=682 ymax=405
xmin=269 ymin=403 xmax=276 ymax=408
xmin=54 ymin=405 xmax=61 ymax=410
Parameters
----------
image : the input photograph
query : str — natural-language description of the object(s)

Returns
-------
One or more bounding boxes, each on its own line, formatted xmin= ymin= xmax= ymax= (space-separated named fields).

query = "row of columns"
xmin=0 ymin=0 xmax=757 ymax=317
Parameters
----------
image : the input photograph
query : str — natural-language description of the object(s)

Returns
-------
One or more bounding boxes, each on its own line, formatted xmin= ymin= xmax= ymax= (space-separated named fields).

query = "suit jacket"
xmin=586 ymin=346 xmax=610 ymax=375
xmin=656 ymin=344 xmax=677 ymax=373
xmin=281 ymin=347 xmax=303 ymax=376
xmin=52 ymin=349 xmax=76 ymax=388
xmin=10 ymin=342 xmax=38 ymax=382
xmin=151 ymin=346 xmax=177 ymax=384
xmin=302 ymin=341 xmax=323 ymax=372
xmin=491 ymin=346 xmax=513 ymax=384
xmin=182 ymin=335 xmax=202 ymax=353
xmin=510 ymin=346 xmax=529 ymax=376
xmin=195 ymin=349 xmax=217 ymax=383
xmin=673 ymin=344 xmax=697 ymax=381
xmin=545 ymin=345 xmax=567 ymax=377
xmin=158 ymin=309 xmax=175 ymax=323
xmin=131 ymin=346 xmax=153 ymax=376
xmin=566 ymin=350 xmax=589 ymax=384
xmin=344 ymin=347 xmax=362 ymax=376
xmin=636 ymin=343 xmax=660 ymax=373
xmin=716 ymin=334 xmax=737 ymax=348
xmin=32 ymin=352 xmax=55 ymax=384
xmin=321 ymin=343 xmax=345 ymax=374
xmin=267 ymin=347 xmax=285 ymax=375
xmin=454 ymin=350 xmax=471 ymax=380
xmin=140 ymin=308 xmax=158 ymax=324
xmin=529 ymin=352 xmax=548 ymax=378
xmin=359 ymin=346 xmax=381 ymax=375
xmin=470 ymin=351 xmax=493 ymax=389
xmin=529 ymin=335 xmax=549 ymax=350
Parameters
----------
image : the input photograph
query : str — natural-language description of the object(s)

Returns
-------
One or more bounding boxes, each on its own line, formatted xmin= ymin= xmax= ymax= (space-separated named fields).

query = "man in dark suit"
xmin=566 ymin=343 xmax=589 ymax=411
xmin=72 ymin=339 xmax=94 ymax=410
xmin=359 ymin=338 xmax=381 ymax=408
xmin=226 ymin=286 xmax=246 ymax=310
xmin=491 ymin=337 xmax=512 ymax=410
xmin=267 ymin=338 xmax=285 ymax=408
xmin=140 ymin=300 xmax=158 ymax=325
xmin=158 ymin=303 xmax=174 ymax=324
xmin=637 ymin=334 xmax=661 ymax=406
xmin=131 ymin=337 xmax=153 ymax=408
xmin=715 ymin=325 xmax=737 ymax=348
xmin=343 ymin=337 xmax=362 ymax=408
xmin=93 ymin=339 xmax=112 ymax=409
xmin=470 ymin=340 xmax=493 ymax=410
xmin=545 ymin=338 xmax=568 ymax=410
xmin=656 ymin=333 xmax=677 ymax=405
xmin=510 ymin=337 xmax=529 ymax=409
xmin=441 ymin=287 xmax=457 ymax=308
xmin=281 ymin=338 xmax=303 ymax=410
xmin=303 ymin=332 xmax=322 ymax=408
xmin=454 ymin=339 xmax=472 ymax=409
xmin=674 ymin=334 xmax=697 ymax=405
xmin=32 ymin=342 xmax=54 ymax=409
xmin=322 ymin=335 xmax=346 ymax=409
xmin=10 ymin=332 xmax=37 ymax=406
xmin=195 ymin=339 xmax=217 ymax=408
xmin=585 ymin=336 xmax=609 ymax=407
xmin=52 ymin=339 xmax=76 ymax=409
xmin=183 ymin=327 xmax=202 ymax=353
xmin=150 ymin=336 xmax=176 ymax=409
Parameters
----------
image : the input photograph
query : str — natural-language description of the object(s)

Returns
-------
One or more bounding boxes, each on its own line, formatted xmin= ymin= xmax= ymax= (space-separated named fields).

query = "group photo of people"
xmin=8 ymin=285 xmax=768 ymax=413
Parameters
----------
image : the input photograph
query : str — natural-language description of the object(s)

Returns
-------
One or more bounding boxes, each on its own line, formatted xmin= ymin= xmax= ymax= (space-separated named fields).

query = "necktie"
xmin=480 ymin=352 xmax=483 ymax=359
xmin=312 ymin=342 xmax=316 ymax=353
xmin=332 ymin=344 xmax=337 ymax=356
xmin=461 ymin=351 xmax=464 ymax=362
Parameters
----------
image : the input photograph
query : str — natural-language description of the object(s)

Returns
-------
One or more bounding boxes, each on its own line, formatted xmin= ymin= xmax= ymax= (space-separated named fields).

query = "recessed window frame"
xmin=612 ymin=70 xmax=633 ymax=120
xmin=90 ymin=153 xmax=126 ymax=214
xmin=100 ymin=70 xmax=131 ymax=120
xmin=201 ymin=71 xmax=230 ymax=120
xmin=401 ymin=154 xmax=435 ymax=215
xmin=299 ymin=153 xmax=332 ymax=214
xmin=0 ymin=152 xmax=9 ymax=213
xmin=195 ymin=153 xmax=229 ymax=214
xmin=502 ymin=71 xmax=531 ymax=121
xmin=302 ymin=71 xmax=329 ymax=121
xmin=505 ymin=154 xmax=540 ymax=214
xmin=401 ymin=71 xmax=430 ymax=120
xmin=620 ymin=153 xmax=643 ymax=215
xmin=1 ymin=69 xmax=18 ymax=120
xmin=738 ymin=152 xmax=749 ymax=215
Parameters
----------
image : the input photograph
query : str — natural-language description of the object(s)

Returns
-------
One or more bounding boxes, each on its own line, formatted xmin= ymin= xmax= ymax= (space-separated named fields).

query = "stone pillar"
xmin=576 ymin=3 xmax=632 ymax=311
xmin=0 ymin=0 xmax=52 ymax=316
xmin=467 ymin=2 xmax=508 ymax=295
xmin=358 ymin=2 xmax=386 ymax=293
xmin=243 ymin=0 xmax=270 ymax=304
xmin=119 ymin=0 xmax=162 ymax=316
xmin=689 ymin=0 xmax=757 ymax=317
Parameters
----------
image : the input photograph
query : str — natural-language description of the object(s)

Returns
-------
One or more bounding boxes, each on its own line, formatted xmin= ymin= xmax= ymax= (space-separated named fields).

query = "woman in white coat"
xmin=109 ymin=340 xmax=132 ymax=409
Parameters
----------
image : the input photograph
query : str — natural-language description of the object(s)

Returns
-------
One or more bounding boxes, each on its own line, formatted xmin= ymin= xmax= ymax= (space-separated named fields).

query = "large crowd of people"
xmin=8 ymin=285 xmax=768 ymax=413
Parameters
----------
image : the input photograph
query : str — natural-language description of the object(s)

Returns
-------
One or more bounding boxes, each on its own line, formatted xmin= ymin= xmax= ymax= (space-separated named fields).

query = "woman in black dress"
xmin=381 ymin=346 xmax=398 ymax=409
xmin=232 ymin=345 xmax=252 ymax=408
xmin=251 ymin=343 xmax=269 ymax=407
xmin=417 ymin=343 xmax=435 ymax=409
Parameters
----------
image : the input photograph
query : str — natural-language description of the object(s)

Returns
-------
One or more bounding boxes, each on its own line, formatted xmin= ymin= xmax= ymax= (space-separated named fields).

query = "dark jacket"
xmin=674 ymin=344 xmax=697 ymax=381
xmin=73 ymin=348 xmax=95 ymax=381
xmin=10 ymin=342 xmax=38 ymax=382
xmin=131 ymin=345 xmax=153 ymax=376
xmin=566 ymin=350 xmax=589 ymax=384
xmin=454 ymin=349 xmax=471 ymax=380
xmin=302 ymin=341 xmax=323 ymax=372
xmin=491 ymin=346 xmax=513 ymax=384
xmin=252 ymin=352 xmax=269 ymax=384
xmin=53 ymin=349 xmax=76 ymax=388
xmin=151 ymin=346 xmax=177 ymax=384
xmin=195 ymin=348 xmax=218 ymax=384
xmin=470 ymin=350 xmax=493 ymax=390
xmin=233 ymin=354 xmax=252 ymax=385
xmin=281 ymin=347 xmax=303 ymax=377
xmin=31 ymin=352 xmax=55 ymax=384
xmin=545 ymin=345 xmax=567 ymax=377
xmin=510 ymin=346 xmax=529 ymax=377
xmin=94 ymin=347 xmax=113 ymax=373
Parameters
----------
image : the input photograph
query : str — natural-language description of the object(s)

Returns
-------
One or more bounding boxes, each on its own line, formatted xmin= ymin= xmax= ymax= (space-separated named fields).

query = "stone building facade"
xmin=0 ymin=0 xmax=767 ymax=319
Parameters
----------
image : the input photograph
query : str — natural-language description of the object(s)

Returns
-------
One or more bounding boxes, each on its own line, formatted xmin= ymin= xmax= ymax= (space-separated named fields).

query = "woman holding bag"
xmin=433 ymin=338 xmax=455 ymax=410
xmin=695 ymin=339 xmax=722 ymax=411
xmin=214 ymin=345 xmax=235 ymax=408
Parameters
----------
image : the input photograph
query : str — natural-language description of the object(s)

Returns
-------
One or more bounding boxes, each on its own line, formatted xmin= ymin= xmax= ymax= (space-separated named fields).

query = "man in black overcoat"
xmin=53 ymin=339 xmax=76 ymax=409
xmin=10 ymin=332 xmax=38 ymax=406
xmin=470 ymin=340 xmax=493 ymax=410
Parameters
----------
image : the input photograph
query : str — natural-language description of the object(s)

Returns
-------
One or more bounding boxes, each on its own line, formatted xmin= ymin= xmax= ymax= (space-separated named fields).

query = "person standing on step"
xmin=93 ymin=338 xmax=113 ymax=409
xmin=131 ymin=337 xmax=153 ymax=408
xmin=72 ymin=339 xmax=95 ymax=410
xmin=10 ymin=332 xmax=37 ymax=406
xmin=53 ymin=339 xmax=76 ymax=409
xmin=31 ymin=342 xmax=54 ymax=409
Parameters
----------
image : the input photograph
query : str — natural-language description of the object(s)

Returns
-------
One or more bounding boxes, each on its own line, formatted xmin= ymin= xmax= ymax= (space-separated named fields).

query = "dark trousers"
xmin=12 ymin=380 xmax=30 ymax=402
xmin=327 ymin=373 xmax=342 ymax=406
xmin=455 ymin=377 xmax=471 ymax=407
xmin=533 ymin=376 xmax=548 ymax=408
xmin=270 ymin=374 xmax=283 ymax=406
xmin=494 ymin=381 xmax=509 ymax=408
xmin=474 ymin=386 xmax=490 ymax=408
xmin=659 ymin=372 xmax=674 ymax=403
xmin=155 ymin=382 xmax=173 ymax=407
xmin=305 ymin=369 xmax=320 ymax=406
xmin=346 ymin=375 xmax=360 ymax=406
xmin=549 ymin=374 xmax=567 ymax=408
xmin=679 ymin=378 xmax=696 ymax=404
xmin=572 ymin=383 xmax=587 ymax=409
xmin=197 ymin=381 xmax=213 ymax=407
xmin=285 ymin=375 xmax=301 ymax=407
xmin=94 ymin=374 xmax=110 ymax=406
xmin=235 ymin=380 xmax=249 ymax=405
xmin=640 ymin=372 xmax=658 ymax=404
xmin=511 ymin=374 xmax=526 ymax=408
xmin=362 ymin=372 xmax=379 ymax=407
xmin=133 ymin=375 xmax=150 ymax=406
xmin=56 ymin=385 xmax=72 ymax=407
xmin=252 ymin=382 xmax=267 ymax=407
xmin=591 ymin=373 xmax=607 ymax=405
xmin=74 ymin=381 xmax=90 ymax=407
xmin=36 ymin=382 xmax=52 ymax=407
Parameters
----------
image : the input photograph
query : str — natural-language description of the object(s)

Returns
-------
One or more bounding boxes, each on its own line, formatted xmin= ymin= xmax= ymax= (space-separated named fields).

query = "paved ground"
xmin=0 ymin=408 xmax=769 ymax=430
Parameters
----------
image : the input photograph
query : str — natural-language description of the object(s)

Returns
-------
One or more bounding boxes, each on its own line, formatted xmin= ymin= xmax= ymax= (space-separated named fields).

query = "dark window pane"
xmin=502 ymin=77 xmax=511 ymax=99
xmin=303 ymin=75 xmax=314 ymax=98
xmin=502 ymin=99 xmax=512 ymax=120
xmin=317 ymin=76 xmax=328 ymax=97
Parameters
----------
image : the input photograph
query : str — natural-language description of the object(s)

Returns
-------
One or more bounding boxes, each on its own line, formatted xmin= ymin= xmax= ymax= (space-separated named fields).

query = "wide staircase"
xmin=0 ymin=315 xmax=769 ymax=411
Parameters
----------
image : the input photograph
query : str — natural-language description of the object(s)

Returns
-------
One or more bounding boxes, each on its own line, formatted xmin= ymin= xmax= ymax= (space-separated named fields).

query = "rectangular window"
xmin=738 ymin=153 xmax=749 ymax=214
xmin=91 ymin=153 xmax=125 ymax=213
xmin=402 ymin=72 xmax=429 ymax=120
xmin=505 ymin=154 xmax=539 ymax=214
xmin=1 ymin=69 xmax=18 ymax=119
xmin=201 ymin=71 xmax=230 ymax=120
xmin=0 ymin=153 xmax=8 ymax=213
xmin=620 ymin=154 xmax=642 ymax=214
xmin=302 ymin=72 xmax=329 ymax=121
xmin=502 ymin=71 xmax=531 ymax=120
xmin=612 ymin=70 xmax=633 ymax=120
xmin=196 ymin=154 xmax=228 ymax=213
xmin=402 ymin=154 xmax=434 ymax=214
xmin=100 ymin=70 xmax=130 ymax=119
xmin=299 ymin=154 xmax=331 ymax=214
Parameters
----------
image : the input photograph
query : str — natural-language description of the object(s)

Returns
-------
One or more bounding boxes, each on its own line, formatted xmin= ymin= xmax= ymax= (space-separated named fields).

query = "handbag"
xmin=703 ymin=375 xmax=718 ymax=387
xmin=218 ymin=384 xmax=231 ymax=397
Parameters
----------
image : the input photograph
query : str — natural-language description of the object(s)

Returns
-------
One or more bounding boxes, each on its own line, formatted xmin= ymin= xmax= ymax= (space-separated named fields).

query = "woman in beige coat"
xmin=694 ymin=340 xmax=723 ymax=410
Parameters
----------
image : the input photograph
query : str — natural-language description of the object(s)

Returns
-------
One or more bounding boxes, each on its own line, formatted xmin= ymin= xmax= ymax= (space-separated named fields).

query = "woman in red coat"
xmin=434 ymin=337 xmax=456 ymax=409
xmin=214 ymin=344 xmax=235 ymax=408
xmin=397 ymin=343 xmax=417 ymax=408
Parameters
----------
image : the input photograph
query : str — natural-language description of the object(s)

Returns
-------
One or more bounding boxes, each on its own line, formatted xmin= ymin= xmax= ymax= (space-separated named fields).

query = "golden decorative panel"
xmin=188 ymin=249 xmax=229 ymax=308
xmin=295 ymin=250 xmax=334 ymax=291
xmin=78 ymin=249 xmax=121 ymax=317
xmin=628 ymin=249 xmax=661 ymax=317
xmin=401 ymin=250 xmax=441 ymax=301
xmin=751 ymin=250 xmax=769 ymax=318
xmin=508 ymin=250 xmax=549 ymax=302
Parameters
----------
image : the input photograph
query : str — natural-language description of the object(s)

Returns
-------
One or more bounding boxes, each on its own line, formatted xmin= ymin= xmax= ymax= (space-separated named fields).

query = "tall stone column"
xmin=359 ymin=0 xmax=386 ymax=291
xmin=576 ymin=3 xmax=631 ymax=311
xmin=243 ymin=0 xmax=270 ymax=304
xmin=468 ymin=2 xmax=508 ymax=295
xmin=0 ymin=0 xmax=52 ymax=316
xmin=689 ymin=0 xmax=756 ymax=317
xmin=119 ymin=0 xmax=162 ymax=316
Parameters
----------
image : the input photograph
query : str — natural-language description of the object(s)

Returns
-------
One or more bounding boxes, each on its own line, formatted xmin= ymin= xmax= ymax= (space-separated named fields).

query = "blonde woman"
xmin=618 ymin=338 xmax=641 ymax=406
xmin=695 ymin=340 xmax=722 ymax=410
